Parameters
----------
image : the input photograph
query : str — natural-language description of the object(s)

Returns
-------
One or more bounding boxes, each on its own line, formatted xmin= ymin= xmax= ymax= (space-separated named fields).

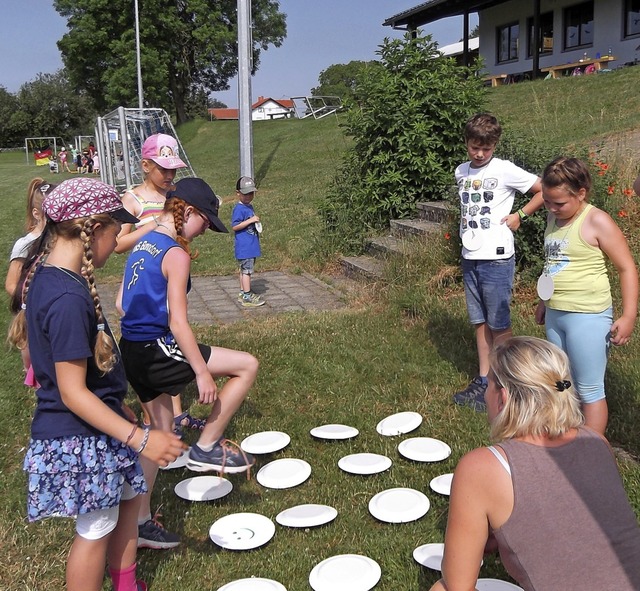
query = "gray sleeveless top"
xmin=492 ymin=428 xmax=640 ymax=591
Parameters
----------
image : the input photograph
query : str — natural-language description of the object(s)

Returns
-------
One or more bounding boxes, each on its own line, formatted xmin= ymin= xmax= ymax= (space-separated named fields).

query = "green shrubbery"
xmin=319 ymin=34 xmax=485 ymax=252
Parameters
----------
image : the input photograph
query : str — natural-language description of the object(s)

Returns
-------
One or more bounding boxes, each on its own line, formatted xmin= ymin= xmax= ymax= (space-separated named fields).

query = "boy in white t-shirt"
xmin=453 ymin=113 xmax=543 ymax=411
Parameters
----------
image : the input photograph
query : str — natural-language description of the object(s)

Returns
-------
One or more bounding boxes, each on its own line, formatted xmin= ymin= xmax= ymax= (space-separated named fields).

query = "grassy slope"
xmin=0 ymin=69 xmax=639 ymax=590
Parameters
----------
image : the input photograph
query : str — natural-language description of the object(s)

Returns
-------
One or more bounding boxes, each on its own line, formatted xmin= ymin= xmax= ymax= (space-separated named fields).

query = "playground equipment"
xmin=290 ymin=96 xmax=343 ymax=120
xmin=94 ymin=107 xmax=195 ymax=191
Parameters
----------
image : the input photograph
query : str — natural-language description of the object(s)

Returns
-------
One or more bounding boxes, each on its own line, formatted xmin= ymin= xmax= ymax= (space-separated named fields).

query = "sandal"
xmin=174 ymin=412 xmax=206 ymax=431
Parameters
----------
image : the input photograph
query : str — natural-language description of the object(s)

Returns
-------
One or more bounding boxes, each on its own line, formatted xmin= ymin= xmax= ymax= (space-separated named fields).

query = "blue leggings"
xmin=545 ymin=307 xmax=612 ymax=404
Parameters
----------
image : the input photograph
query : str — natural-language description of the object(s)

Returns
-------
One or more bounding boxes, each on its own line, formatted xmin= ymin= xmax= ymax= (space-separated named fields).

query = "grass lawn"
xmin=1 ymin=71 xmax=639 ymax=590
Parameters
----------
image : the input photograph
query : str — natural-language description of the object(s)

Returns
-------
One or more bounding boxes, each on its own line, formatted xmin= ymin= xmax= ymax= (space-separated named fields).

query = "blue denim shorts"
xmin=462 ymin=256 xmax=515 ymax=330
xmin=239 ymin=258 xmax=255 ymax=275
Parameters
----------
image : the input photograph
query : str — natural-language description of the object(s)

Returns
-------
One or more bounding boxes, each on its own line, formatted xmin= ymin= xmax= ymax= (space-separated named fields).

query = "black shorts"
xmin=119 ymin=334 xmax=211 ymax=403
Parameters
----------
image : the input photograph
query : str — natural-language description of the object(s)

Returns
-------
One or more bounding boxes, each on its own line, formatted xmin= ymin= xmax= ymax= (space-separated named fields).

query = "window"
xmin=527 ymin=12 xmax=554 ymax=57
xmin=564 ymin=2 xmax=593 ymax=49
xmin=625 ymin=0 xmax=640 ymax=37
xmin=497 ymin=22 xmax=519 ymax=62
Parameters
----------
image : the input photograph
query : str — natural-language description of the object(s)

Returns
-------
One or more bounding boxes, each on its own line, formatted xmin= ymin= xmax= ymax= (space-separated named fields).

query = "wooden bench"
xmin=540 ymin=55 xmax=616 ymax=79
xmin=482 ymin=74 xmax=507 ymax=87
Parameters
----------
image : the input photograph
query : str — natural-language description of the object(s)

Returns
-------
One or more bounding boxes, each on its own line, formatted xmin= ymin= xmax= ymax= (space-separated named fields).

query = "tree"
xmin=54 ymin=0 xmax=286 ymax=124
xmin=0 ymin=71 xmax=97 ymax=147
xmin=320 ymin=34 xmax=485 ymax=250
xmin=311 ymin=60 xmax=378 ymax=105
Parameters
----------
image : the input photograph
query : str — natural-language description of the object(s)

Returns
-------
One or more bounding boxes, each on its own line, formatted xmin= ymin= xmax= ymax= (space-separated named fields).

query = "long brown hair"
xmin=165 ymin=197 xmax=200 ymax=259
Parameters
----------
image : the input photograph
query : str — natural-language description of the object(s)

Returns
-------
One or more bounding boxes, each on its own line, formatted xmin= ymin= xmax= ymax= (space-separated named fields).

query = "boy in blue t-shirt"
xmin=232 ymin=176 xmax=265 ymax=307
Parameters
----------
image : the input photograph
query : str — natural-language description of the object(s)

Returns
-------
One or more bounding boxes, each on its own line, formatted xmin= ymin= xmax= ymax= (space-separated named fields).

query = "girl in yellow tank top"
xmin=535 ymin=157 xmax=637 ymax=435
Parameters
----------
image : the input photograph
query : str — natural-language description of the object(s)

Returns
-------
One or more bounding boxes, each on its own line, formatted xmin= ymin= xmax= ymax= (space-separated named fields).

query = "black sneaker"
xmin=188 ymin=438 xmax=255 ymax=474
xmin=137 ymin=517 xmax=180 ymax=549
xmin=453 ymin=377 xmax=487 ymax=412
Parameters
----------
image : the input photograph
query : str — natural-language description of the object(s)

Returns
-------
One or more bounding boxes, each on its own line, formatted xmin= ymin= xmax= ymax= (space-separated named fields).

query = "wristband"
xmin=517 ymin=209 xmax=528 ymax=220
xmin=125 ymin=422 xmax=138 ymax=445
xmin=136 ymin=426 xmax=150 ymax=454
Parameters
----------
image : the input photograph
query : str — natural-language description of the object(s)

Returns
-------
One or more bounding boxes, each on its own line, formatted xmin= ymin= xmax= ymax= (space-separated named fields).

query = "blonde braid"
xmin=80 ymin=218 xmax=117 ymax=374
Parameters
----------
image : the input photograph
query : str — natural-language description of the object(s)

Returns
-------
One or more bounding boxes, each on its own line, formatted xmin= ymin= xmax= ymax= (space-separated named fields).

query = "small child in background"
xmin=232 ymin=176 xmax=265 ymax=307
xmin=535 ymin=156 xmax=638 ymax=434
xmin=48 ymin=154 xmax=58 ymax=174
xmin=5 ymin=179 xmax=57 ymax=381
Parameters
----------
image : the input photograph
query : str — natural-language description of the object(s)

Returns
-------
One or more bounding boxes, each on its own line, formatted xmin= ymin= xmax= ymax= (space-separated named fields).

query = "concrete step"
xmin=340 ymin=255 xmax=384 ymax=281
xmin=366 ymin=235 xmax=408 ymax=257
xmin=417 ymin=201 xmax=456 ymax=224
xmin=390 ymin=218 xmax=442 ymax=239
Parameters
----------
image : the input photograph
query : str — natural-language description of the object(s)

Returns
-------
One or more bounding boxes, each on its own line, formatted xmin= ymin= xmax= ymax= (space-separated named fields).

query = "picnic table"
xmin=541 ymin=55 xmax=616 ymax=78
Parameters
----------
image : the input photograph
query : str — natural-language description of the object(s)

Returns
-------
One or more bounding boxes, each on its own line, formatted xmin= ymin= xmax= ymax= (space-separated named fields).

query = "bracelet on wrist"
xmin=136 ymin=426 xmax=150 ymax=454
xmin=517 ymin=209 xmax=528 ymax=220
xmin=125 ymin=422 xmax=138 ymax=446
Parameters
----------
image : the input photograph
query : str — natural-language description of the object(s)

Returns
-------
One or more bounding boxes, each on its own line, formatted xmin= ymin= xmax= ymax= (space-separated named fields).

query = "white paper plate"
xmin=376 ymin=411 xmax=422 ymax=436
xmin=429 ymin=473 xmax=454 ymax=496
xmin=398 ymin=437 xmax=452 ymax=462
xmin=256 ymin=458 xmax=311 ymax=489
xmin=338 ymin=453 xmax=392 ymax=475
xmin=368 ymin=487 xmax=430 ymax=523
xmin=241 ymin=431 xmax=290 ymax=454
xmin=276 ymin=504 xmax=338 ymax=528
xmin=413 ymin=543 xmax=445 ymax=570
xmin=174 ymin=475 xmax=233 ymax=501
xmin=209 ymin=512 xmax=275 ymax=550
xmin=476 ymin=579 xmax=523 ymax=591
xmin=217 ymin=578 xmax=286 ymax=591
xmin=413 ymin=543 xmax=482 ymax=571
xmin=310 ymin=424 xmax=359 ymax=440
xmin=160 ymin=446 xmax=190 ymax=470
xmin=309 ymin=554 xmax=381 ymax=591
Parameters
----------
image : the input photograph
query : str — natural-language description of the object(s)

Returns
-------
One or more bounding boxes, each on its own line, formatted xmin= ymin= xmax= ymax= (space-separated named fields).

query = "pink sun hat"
xmin=141 ymin=133 xmax=187 ymax=169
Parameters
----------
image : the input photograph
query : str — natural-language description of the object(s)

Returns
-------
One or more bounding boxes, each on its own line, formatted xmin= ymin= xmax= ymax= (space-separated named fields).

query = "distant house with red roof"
xmin=209 ymin=97 xmax=295 ymax=121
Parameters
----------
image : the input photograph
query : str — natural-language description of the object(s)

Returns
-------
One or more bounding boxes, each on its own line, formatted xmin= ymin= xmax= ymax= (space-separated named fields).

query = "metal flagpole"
xmin=237 ymin=0 xmax=254 ymax=178
xmin=134 ymin=0 xmax=144 ymax=110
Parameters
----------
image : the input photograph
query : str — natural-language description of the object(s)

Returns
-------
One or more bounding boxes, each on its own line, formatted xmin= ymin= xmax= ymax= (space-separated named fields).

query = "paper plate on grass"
xmin=476 ymin=579 xmax=523 ymax=591
xmin=429 ymin=473 xmax=454 ymax=496
xmin=217 ymin=578 xmax=286 ymax=591
xmin=413 ymin=543 xmax=445 ymax=570
xmin=276 ymin=504 xmax=337 ymax=528
xmin=310 ymin=424 xmax=359 ymax=440
xmin=413 ymin=543 xmax=482 ymax=571
xmin=209 ymin=512 xmax=275 ymax=550
xmin=174 ymin=475 xmax=233 ymax=501
xmin=309 ymin=554 xmax=381 ymax=591
xmin=338 ymin=452 xmax=392 ymax=475
xmin=256 ymin=458 xmax=311 ymax=489
xmin=398 ymin=437 xmax=452 ymax=462
xmin=368 ymin=487 xmax=430 ymax=523
xmin=160 ymin=447 xmax=190 ymax=470
xmin=376 ymin=411 xmax=422 ymax=436
xmin=241 ymin=431 xmax=290 ymax=454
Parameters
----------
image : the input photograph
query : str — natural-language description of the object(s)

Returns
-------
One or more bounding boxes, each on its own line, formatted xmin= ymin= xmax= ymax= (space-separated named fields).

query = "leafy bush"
xmin=319 ymin=34 xmax=485 ymax=252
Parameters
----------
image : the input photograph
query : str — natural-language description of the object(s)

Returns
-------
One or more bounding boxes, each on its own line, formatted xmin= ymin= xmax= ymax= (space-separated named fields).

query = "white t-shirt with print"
xmin=454 ymin=157 xmax=537 ymax=260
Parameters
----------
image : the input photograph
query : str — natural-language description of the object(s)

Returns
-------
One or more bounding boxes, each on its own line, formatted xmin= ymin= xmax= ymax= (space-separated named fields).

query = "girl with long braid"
xmin=118 ymin=178 xmax=258 ymax=547
xmin=8 ymin=178 xmax=185 ymax=591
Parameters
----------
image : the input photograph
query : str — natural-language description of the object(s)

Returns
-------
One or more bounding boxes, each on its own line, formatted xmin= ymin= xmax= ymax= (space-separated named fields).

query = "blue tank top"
xmin=121 ymin=231 xmax=189 ymax=341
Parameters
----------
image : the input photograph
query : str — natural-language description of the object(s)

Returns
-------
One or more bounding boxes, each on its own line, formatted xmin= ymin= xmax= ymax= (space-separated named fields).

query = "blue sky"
xmin=3 ymin=1 xmax=477 ymax=108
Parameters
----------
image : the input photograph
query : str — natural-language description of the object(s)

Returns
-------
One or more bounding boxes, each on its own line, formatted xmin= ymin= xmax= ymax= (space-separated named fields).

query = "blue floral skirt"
xmin=23 ymin=434 xmax=147 ymax=522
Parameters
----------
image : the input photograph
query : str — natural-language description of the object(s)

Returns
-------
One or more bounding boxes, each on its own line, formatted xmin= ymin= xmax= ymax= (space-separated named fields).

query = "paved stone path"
xmin=100 ymin=270 xmax=347 ymax=326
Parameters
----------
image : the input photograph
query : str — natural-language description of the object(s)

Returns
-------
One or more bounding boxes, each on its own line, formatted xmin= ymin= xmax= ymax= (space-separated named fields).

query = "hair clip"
xmin=555 ymin=380 xmax=571 ymax=392
xmin=97 ymin=323 xmax=105 ymax=332
xmin=21 ymin=303 xmax=26 ymax=310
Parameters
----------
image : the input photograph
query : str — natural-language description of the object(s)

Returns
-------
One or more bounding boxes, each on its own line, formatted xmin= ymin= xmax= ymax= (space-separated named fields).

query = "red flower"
xmin=623 ymin=188 xmax=634 ymax=196
xmin=607 ymin=186 xmax=615 ymax=195
xmin=444 ymin=232 xmax=451 ymax=240
xmin=618 ymin=210 xmax=628 ymax=218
